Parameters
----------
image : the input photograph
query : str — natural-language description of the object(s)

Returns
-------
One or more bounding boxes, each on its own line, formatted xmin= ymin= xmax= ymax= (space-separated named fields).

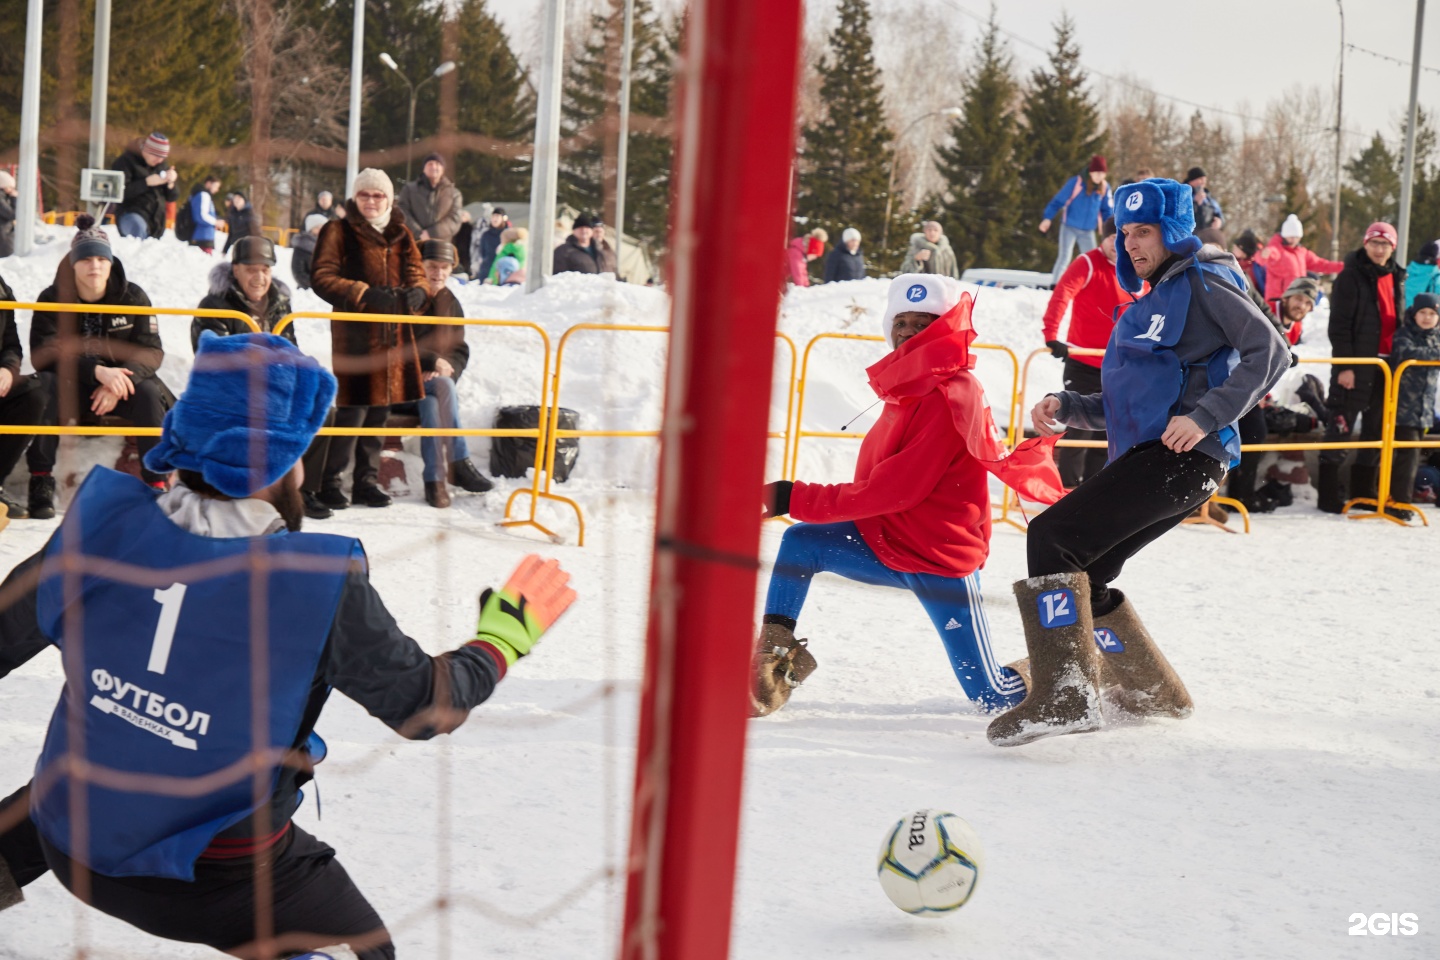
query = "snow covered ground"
xmin=1 ymin=233 xmax=1436 ymax=958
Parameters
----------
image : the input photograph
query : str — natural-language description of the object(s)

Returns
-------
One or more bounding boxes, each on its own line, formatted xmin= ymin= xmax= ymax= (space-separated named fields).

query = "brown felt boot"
xmin=986 ymin=574 xmax=1103 ymax=747
xmin=1092 ymin=592 xmax=1193 ymax=719
xmin=749 ymin=622 xmax=818 ymax=718
xmin=0 ymin=856 xmax=21 ymax=910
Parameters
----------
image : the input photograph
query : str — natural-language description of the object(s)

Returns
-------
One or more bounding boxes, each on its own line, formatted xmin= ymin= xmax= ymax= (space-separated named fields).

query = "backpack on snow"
xmin=174 ymin=193 xmax=197 ymax=242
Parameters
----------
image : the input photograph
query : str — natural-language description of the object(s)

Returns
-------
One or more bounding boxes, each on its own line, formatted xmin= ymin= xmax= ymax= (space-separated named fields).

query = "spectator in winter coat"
xmin=1404 ymin=240 xmax=1439 ymax=309
xmin=0 ymin=328 xmax=576 ymax=959
xmin=1254 ymin=215 xmax=1344 ymax=309
xmin=487 ymin=227 xmax=527 ymax=283
xmin=223 ymin=193 xmax=261 ymax=255
xmin=1040 ymin=217 xmax=1137 ymax=487
xmin=26 ymin=217 xmax=174 ymax=518
xmin=1004 ymin=177 xmax=1289 ymax=748
xmin=751 ymin=274 xmax=1065 ymax=719
xmin=0 ymin=171 xmax=17 ymax=259
xmin=824 ymin=228 xmax=867 ymax=282
xmin=554 ymin=214 xmax=601 ymax=275
xmin=593 ymin=222 xmax=619 ymax=275
xmin=290 ymin=214 xmax=327 ymax=290
xmin=1039 ymin=155 xmax=1114 ymax=283
xmin=309 ymin=168 xmax=429 ymax=510
xmin=1318 ymin=222 xmax=1407 ymax=514
xmin=396 ymin=154 xmax=463 ymax=243
xmin=901 ymin=221 xmax=959 ymax=278
xmin=451 ymin=210 xmax=475 ymax=276
xmin=186 ymin=176 xmax=223 ymax=254
xmin=472 ymin=208 xmax=510 ymax=284
xmin=1231 ymin=228 xmax=1268 ymax=301
xmin=1389 ymin=293 xmax=1440 ymax=503
xmin=786 ymin=236 xmax=815 ymax=286
xmin=1184 ymin=167 xmax=1223 ymax=232
xmin=111 ymin=133 xmax=178 ymax=240
xmin=386 ymin=239 xmax=493 ymax=509
xmin=191 ymin=237 xmax=296 ymax=349
xmin=306 ymin=190 xmax=342 ymax=222
xmin=0 ymin=273 xmax=47 ymax=519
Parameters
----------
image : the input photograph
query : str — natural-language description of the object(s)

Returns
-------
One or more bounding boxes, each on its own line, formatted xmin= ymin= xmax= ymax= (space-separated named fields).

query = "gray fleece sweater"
xmin=1053 ymin=247 xmax=1291 ymax=464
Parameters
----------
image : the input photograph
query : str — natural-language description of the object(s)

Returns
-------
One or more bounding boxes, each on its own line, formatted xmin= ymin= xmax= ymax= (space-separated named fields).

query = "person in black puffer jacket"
xmin=1318 ymin=222 xmax=1407 ymax=513
xmin=1389 ymin=293 xmax=1440 ymax=504
xmin=111 ymin=133 xmax=178 ymax=239
xmin=823 ymin=228 xmax=868 ymax=283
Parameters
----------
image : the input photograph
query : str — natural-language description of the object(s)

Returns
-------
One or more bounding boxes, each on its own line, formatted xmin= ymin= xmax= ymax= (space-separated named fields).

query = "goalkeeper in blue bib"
xmin=0 ymin=332 xmax=575 ymax=959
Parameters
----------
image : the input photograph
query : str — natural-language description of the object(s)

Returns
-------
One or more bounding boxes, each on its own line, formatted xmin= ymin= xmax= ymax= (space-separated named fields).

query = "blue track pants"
xmin=764 ymin=521 xmax=1025 ymax=711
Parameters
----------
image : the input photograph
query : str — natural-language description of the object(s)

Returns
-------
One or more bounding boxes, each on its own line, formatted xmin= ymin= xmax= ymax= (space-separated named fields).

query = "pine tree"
xmin=795 ymin=0 xmax=895 ymax=275
xmin=1277 ymin=163 xmax=1327 ymax=248
xmin=1340 ymin=133 xmax=1402 ymax=249
xmin=620 ymin=12 xmax=681 ymax=250
xmin=935 ymin=8 xmax=1024 ymax=274
xmin=450 ymin=0 xmax=535 ymax=203
xmin=1018 ymin=15 xmax=1105 ymax=271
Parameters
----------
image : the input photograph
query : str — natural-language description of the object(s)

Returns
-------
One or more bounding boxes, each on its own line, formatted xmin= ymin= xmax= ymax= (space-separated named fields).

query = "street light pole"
xmin=881 ymin=107 xmax=962 ymax=255
xmin=1331 ymin=0 xmax=1345 ymax=260
xmin=380 ymin=54 xmax=456 ymax=181
xmin=1396 ymin=0 xmax=1427 ymax=264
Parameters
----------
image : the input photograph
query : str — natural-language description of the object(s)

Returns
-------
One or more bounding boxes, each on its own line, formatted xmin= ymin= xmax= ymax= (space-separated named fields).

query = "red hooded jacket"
xmin=790 ymin=297 xmax=1064 ymax=578
xmin=1041 ymin=247 xmax=1136 ymax=368
xmin=1255 ymin=234 xmax=1345 ymax=303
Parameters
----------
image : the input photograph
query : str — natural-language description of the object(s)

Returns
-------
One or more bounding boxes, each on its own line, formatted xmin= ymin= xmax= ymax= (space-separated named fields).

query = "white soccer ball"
xmin=876 ymin=809 xmax=984 ymax=916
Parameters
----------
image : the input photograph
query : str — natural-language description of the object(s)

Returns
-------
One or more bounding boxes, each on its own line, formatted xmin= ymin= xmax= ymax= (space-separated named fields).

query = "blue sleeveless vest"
xmin=31 ymin=468 xmax=362 ymax=880
xmin=1101 ymin=259 xmax=1243 ymax=467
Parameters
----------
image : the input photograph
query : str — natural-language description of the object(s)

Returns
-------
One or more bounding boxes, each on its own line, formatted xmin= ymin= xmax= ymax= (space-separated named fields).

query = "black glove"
xmin=762 ymin=480 xmax=793 ymax=519
xmin=1046 ymin=340 xmax=1070 ymax=359
xmin=402 ymin=286 xmax=428 ymax=314
xmin=360 ymin=286 xmax=397 ymax=314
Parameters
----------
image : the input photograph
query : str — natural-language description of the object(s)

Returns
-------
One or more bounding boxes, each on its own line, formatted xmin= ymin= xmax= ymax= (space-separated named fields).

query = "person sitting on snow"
xmin=750 ymin=274 xmax=1066 ymax=718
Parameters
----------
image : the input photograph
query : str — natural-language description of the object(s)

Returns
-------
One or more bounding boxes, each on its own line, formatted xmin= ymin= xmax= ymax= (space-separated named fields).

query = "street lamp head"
xmin=940 ymin=107 xmax=963 ymax=118
xmin=380 ymin=52 xmax=399 ymax=71
xmin=433 ymin=61 xmax=456 ymax=78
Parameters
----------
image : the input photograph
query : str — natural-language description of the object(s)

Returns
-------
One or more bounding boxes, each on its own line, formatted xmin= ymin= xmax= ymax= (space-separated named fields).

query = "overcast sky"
xmin=490 ymin=0 xmax=1438 ymax=141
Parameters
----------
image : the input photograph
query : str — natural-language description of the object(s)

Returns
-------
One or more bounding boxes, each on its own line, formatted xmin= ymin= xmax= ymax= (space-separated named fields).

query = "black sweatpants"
xmin=25 ymin=371 xmax=169 ymax=484
xmin=1028 ymin=440 xmax=1228 ymax=604
xmin=1057 ymin=358 xmax=1107 ymax=488
xmin=40 ymin=821 xmax=394 ymax=959
xmin=322 ymin=405 xmax=389 ymax=489
xmin=0 ymin=375 xmax=47 ymax=479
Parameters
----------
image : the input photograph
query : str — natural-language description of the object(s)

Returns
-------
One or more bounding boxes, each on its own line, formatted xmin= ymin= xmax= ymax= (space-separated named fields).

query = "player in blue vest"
xmin=988 ymin=178 xmax=1289 ymax=748
xmin=0 ymin=332 xmax=575 ymax=958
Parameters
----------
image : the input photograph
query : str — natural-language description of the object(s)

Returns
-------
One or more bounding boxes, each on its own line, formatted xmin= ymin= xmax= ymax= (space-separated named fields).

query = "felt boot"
xmin=1091 ymin=591 xmax=1193 ymax=719
xmin=750 ymin=622 xmax=817 ymax=718
xmin=0 ymin=856 xmax=21 ymax=911
xmin=1317 ymin=462 xmax=1345 ymax=514
xmin=986 ymin=574 xmax=1103 ymax=747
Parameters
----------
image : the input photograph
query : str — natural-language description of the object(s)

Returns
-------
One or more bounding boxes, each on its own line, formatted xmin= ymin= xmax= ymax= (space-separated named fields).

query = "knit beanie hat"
xmin=1283 ymin=277 xmax=1321 ymax=304
xmin=1234 ymin=228 xmax=1261 ymax=259
xmin=1413 ymin=292 xmax=1439 ymax=314
xmin=69 ymin=214 xmax=113 ymax=264
xmin=1088 ymin=155 xmax=1108 ymax=174
xmin=1364 ymin=222 xmax=1398 ymax=246
xmin=422 ymin=152 xmax=445 ymax=168
xmin=842 ymin=227 xmax=861 ymax=244
xmin=144 ymin=132 xmax=171 ymax=158
xmin=303 ymin=213 xmax=329 ymax=233
xmin=0 ymin=171 xmax=14 ymax=191
xmin=882 ymin=273 xmax=963 ymax=347
xmin=351 ymin=168 xmax=394 ymax=205
xmin=1184 ymin=166 xmax=1206 ymax=184
xmin=1280 ymin=214 xmax=1303 ymax=239
xmin=144 ymin=333 xmax=337 ymax=498
xmin=1416 ymin=240 xmax=1438 ymax=265
xmin=1112 ymin=178 xmax=1202 ymax=293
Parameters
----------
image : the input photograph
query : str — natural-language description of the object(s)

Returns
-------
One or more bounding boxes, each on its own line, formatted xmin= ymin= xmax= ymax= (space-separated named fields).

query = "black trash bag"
xmin=490 ymin=405 xmax=580 ymax=482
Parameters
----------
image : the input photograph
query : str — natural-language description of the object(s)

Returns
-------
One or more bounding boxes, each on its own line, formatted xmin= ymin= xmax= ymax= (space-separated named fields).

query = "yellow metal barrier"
xmin=274 ymin=311 xmax=557 ymax=538
xmin=528 ymin=324 xmax=799 ymax=546
xmin=1377 ymin=358 xmax=1440 ymax=527
xmin=787 ymin=333 xmax=1025 ymax=532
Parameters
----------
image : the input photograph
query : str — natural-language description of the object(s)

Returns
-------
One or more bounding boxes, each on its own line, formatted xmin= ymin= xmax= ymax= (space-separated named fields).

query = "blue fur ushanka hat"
xmin=144 ymin=332 xmax=337 ymax=498
xmin=1112 ymin=177 xmax=1203 ymax=293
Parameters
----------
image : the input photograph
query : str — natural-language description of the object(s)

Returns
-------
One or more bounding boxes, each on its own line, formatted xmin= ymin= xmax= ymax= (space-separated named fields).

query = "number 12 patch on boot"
xmin=1037 ymin=589 xmax=1078 ymax=628
xmin=1093 ymin=628 xmax=1125 ymax=652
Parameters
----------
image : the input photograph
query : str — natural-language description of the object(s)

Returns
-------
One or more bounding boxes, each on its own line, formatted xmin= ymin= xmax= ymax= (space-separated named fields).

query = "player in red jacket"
xmin=750 ymin=274 xmax=1065 ymax=718
xmin=1041 ymin=217 xmax=1138 ymax=486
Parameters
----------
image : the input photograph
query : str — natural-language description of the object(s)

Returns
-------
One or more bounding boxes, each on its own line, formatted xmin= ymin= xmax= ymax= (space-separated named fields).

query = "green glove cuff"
xmin=475 ymin=587 xmax=544 ymax=660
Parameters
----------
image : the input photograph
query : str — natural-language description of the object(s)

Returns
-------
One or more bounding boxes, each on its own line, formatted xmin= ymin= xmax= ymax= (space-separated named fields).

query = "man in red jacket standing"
xmin=1041 ymin=218 xmax=1136 ymax=486
xmin=751 ymin=275 xmax=1065 ymax=718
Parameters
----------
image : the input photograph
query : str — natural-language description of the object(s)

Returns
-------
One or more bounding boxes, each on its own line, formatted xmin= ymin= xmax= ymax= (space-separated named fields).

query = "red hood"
xmin=867 ymin=294 xmax=977 ymax=403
